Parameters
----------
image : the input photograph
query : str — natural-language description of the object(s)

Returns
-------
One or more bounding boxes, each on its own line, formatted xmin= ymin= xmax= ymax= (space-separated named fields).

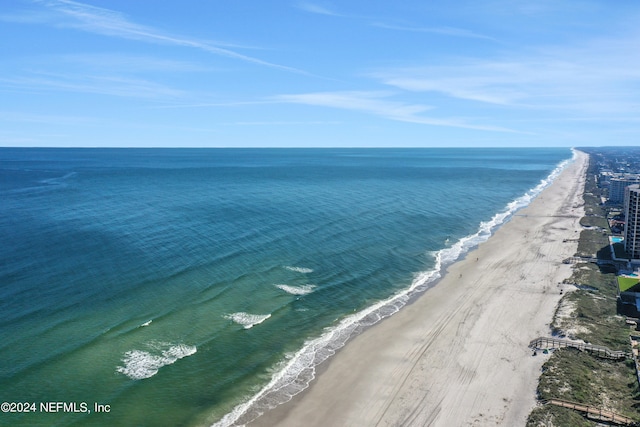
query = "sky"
xmin=1 ymin=0 xmax=640 ymax=147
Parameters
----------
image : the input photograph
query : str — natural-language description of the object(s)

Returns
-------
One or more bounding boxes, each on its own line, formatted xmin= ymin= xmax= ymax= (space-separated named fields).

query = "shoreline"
xmin=248 ymin=150 xmax=589 ymax=426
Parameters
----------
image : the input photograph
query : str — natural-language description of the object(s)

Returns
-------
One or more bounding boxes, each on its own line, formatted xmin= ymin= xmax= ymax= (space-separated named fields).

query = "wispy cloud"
xmin=0 ymin=10 xmax=51 ymax=24
xmin=33 ymin=0 xmax=307 ymax=74
xmin=374 ymin=64 xmax=526 ymax=105
xmin=0 ymin=110 xmax=98 ymax=125
xmin=371 ymin=32 xmax=640 ymax=116
xmin=53 ymin=53 xmax=211 ymax=73
xmin=295 ymin=2 xmax=342 ymax=16
xmin=372 ymin=22 xmax=496 ymax=41
xmin=0 ymin=71 xmax=184 ymax=99
xmin=149 ymin=100 xmax=279 ymax=109
xmin=227 ymin=120 xmax=342 ymax=126
xmin=273 ymin=91 xmax=514 ymax=131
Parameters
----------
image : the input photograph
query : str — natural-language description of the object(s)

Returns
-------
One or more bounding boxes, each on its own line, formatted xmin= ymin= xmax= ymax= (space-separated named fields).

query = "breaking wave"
xmin=224 ymin=312 xmax=272 ymax=329
xmin=275 ymin=284 xmax=317 ymax=296
xmin=210 ymin=152 xmax=574 ymax=426
xmin=284 ymin=266 xmax=313 ymax=274
xmin=116 ymin=342 xmax=197 ymax=380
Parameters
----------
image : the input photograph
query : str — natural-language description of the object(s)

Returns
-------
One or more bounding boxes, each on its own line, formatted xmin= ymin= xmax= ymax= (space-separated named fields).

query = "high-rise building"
xmin=624 ymin=184 xmax=640 ymax=259
xmin=610 ymin=175 xmax=640 ymax=204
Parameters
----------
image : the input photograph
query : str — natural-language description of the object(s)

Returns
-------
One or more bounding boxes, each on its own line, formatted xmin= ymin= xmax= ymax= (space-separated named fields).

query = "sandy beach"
xmin=250 ymin=150 xmax=589 ymax=427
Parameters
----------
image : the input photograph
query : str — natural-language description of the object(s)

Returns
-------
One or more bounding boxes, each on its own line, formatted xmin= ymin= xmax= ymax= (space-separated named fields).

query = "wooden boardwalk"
xmin=514 ymin=214 xmax=582 ymax=218
xmin=562 ymin=256 xmax=598 ymax=264
xmin=542 ymin=398 xmax=639 ymax=426
xmin=529 ymin=336 xmax=631 ymax=360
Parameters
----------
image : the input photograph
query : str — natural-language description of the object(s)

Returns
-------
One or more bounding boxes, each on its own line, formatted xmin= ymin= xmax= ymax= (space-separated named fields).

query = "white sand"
xmin=250 ymin=150 xmax=588 ymax=427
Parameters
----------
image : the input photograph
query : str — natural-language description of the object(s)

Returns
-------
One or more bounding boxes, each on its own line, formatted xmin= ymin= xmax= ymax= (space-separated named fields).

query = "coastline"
xmin=248 ymin=150 xmax=589 ymax=427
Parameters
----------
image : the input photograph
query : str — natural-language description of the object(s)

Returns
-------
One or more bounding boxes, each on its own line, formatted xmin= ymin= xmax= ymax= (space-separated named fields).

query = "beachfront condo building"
xmin=624 ymin=184 xmax=640 ymax=259
xmin=610 ymin=175 xmax=640 ymax=204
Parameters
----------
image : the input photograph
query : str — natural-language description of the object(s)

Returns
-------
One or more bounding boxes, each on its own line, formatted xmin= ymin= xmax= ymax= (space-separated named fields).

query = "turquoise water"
xmin=0 ymin=148 xmax=572 ymax=426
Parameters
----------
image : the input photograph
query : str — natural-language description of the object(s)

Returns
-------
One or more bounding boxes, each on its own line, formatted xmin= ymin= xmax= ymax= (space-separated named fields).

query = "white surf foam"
xmin=435 ymin=151 xmax=573 ymax=267
xmin=40 ymin=172 xmax=77 ymax=186
xmin=116 ymin=342 xmax=196 ymax=380
xmin=275 ymin=284 xmax=317 ymax=296
xmin=212 ymin=153 xmax=575 ymax=426
xmin=284 ymin=266 xmax=313 ymax=274
xmin=224 ymin=312 xmax=272 ymax=329
xmin=140 ymin=320 xmax=152 ymax=327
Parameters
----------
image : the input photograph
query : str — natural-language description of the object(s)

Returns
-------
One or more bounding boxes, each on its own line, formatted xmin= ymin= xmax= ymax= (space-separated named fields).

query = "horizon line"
xmin=0 ymin=145 xmax=582 ymax=149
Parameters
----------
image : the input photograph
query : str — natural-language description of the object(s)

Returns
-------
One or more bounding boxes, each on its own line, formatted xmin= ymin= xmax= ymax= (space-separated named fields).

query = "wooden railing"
xmin=562 ymin=256 xmax=598 ymax=264
xmin=542 ymin=398 xmax=638 ymax=426
xmin=529 ymin=336 xmax=631 ymax=360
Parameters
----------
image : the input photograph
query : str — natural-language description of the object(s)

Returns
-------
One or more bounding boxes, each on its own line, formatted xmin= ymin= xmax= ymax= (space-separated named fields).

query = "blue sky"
xmin=1 ymin=0 xmax=639 ymax=147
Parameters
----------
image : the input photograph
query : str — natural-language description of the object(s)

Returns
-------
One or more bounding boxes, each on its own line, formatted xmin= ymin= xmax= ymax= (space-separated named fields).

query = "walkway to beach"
xmin=529 ymin=336 xmax=631 ymax=360
xmin=543 ymin=398 xmax=639 ymax=426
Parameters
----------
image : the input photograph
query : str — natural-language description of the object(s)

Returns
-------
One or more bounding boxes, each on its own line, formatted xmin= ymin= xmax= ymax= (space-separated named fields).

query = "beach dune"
xmin=250 ymin=150 xmax=588 ymax=426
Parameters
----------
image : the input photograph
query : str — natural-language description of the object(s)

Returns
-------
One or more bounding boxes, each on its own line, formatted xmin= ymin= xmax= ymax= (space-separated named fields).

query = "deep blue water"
xmin=0 ymin=148 xmax=572 ymax=426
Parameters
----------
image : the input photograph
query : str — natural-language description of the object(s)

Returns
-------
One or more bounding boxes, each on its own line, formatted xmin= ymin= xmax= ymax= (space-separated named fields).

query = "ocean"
xmin=0 ymin=147 xmax=573 ymax=426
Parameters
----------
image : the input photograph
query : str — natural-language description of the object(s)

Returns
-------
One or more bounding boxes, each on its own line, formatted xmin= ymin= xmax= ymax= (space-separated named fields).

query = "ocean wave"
xmin=224 ymin=312 xmax=271 ymax=329
xmin=284 ymin=266 xmax=313 ymax=274
xmin=116 ymin=342 xmax=196 ymax=380
xmin=274 ymin=284 xmax=316 ymax=296
xmin=4 ymin=171 xmax=78 ymax=195
xmin=40 ymin=172 xmax=77 ymax=186
xmin=436 ymin=151 xmax=573 ymax=267
xmin=211 ymin=291 xmax=415 ymax=427
xmin=211 ymin=154 xmax=574 ymax=426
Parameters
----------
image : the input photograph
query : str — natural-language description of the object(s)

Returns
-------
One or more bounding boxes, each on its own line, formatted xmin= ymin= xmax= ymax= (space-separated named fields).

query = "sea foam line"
xmin=275 ymin=284 xmax=316 ymax=296
xmin=211 ymin=153 xmax=574 ymax=427
xmin=116 ymin=341 xmax=197 ymax=380
xmin=224 ymin=312 xmax=272 ymax=329
xmin=284 ymin=266 xmax=313 ymax=274
xmin=40 ymin=171 xmax=77 ymax=185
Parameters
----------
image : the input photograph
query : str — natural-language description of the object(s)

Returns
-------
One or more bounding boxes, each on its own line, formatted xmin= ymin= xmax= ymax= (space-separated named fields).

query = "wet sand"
xmin=250 ymin=150 xmax=588 ymax=427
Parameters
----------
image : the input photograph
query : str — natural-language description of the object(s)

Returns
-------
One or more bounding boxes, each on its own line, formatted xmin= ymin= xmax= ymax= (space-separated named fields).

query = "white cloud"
xmin=53 ymin=54 xmax=210 ymax=73
xmin=227 ymin=120 xmax=342 ymax=126
xmin=295 ymin=2 xmax=341 ymax=16
xmin=0 ymin=110 xmax=97 ymax=125
xmin=371 ymin=32 xmax=640 ymax=117
xmin=273 ymin=91 xmax=514 ymax=131
xmin=276 ymin=91 xmax=429 ymax=116
xmin=33 ymin=0 xmax=306 ymax=74
xmin=372 ymin=23 xmax=496 ymax=41
xmin=0 ymin=72 xmax=184 ymax=99
xmin=0 ymin=10 xmax=51 ymax=24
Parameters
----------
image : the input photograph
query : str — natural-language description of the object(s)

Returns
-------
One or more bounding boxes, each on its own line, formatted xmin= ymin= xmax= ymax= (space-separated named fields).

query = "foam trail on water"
xmin=40 ymin=172 xmax=76 ymax=185
xmin=284 ymin=266 xmax=313 ymax=274
xmin=212 ymin=154 xmax=574 ymax=426
xmin=275 ymin=284 xmax=316 ymax=296
xmin=224 ymin=312 xmax=272 ymax=329
xmin=116 ymin=342 xmax=196 ymax=380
